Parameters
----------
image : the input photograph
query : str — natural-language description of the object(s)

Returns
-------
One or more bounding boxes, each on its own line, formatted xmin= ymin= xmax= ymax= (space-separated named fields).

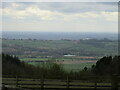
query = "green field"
xmin=20 ymin=57 xmax=96 ymax=72
xmin=25 ymin=62 xmax=95 ymax=72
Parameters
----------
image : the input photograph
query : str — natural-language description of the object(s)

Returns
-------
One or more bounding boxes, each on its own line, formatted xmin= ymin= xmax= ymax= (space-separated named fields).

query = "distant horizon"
xmin=1 ymin=30 xmax=118 ymax=33
xmin=2 ymin=31 xmax=118 ymax=40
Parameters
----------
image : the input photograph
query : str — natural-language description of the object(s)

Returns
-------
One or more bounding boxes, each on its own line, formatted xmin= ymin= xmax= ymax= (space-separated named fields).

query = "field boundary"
xmin=2 ymin=75 xmax=120 ymax=90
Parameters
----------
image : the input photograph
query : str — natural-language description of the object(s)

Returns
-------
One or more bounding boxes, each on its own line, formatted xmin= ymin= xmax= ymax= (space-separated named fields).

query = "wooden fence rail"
xmin=2 ymin=75 xmax=120 ymax=90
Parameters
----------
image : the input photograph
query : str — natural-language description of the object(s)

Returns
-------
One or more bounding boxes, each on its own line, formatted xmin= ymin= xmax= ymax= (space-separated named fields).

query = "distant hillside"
xmin=2 ymin=38 xmax=118 ymax=57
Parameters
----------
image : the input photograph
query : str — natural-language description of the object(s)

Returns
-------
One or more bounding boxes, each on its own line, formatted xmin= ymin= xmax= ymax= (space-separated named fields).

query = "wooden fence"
xmin=2 ymin=75 xmax=120 ymax=90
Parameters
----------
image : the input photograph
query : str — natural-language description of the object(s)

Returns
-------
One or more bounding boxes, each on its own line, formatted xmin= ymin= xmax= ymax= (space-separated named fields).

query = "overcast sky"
xmin=1 ymin=2 xmax=118 ymax=32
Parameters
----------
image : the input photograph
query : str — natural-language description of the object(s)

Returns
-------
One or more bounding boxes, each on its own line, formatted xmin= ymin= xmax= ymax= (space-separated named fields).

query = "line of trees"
xmin=2 ymin=53 xmax=66 ymax=78
xmin=92 ymin=56 xmax=120 ymax=75
xmin=2 ymin=53 xmax=120 ymax=79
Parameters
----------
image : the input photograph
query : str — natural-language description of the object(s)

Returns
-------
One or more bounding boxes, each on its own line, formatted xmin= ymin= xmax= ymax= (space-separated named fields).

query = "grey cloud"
xmin=2 ymin=2 xmax=117 ymax=13
xmin=35 ymin=2 xmax=118 ymax=13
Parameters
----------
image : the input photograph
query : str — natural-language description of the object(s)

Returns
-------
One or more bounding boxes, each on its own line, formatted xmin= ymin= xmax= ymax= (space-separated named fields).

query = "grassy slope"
xmin=20 ymin=57 xmax=97 ymax=72
xmin=22 ymin=60 xmax=95 ymax=72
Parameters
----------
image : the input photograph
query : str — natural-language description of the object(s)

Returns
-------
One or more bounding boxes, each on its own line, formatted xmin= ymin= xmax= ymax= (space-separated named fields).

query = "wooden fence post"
xmin=66 ymin=76 xmax=69 ymax=89
xmin=94 ymin=76 xmax=97 ymax=90
xmin=16 ymin=75 xmax=18 ymax=88
xmin=41 ymin=76 xmax=44 ymax=90
xmin=2 ymin=84 xmax=7 ymax=90
xmin=111 ymin=75 xmax=118 ymax=90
